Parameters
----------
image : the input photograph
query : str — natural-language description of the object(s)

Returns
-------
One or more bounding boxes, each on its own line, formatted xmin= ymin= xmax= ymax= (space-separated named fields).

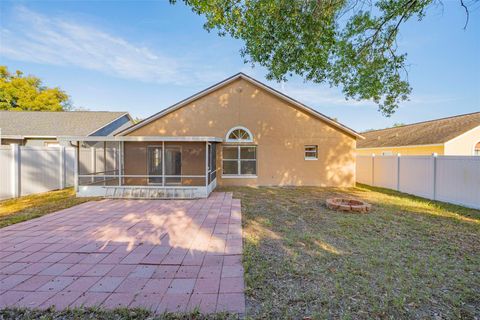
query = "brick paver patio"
xmin=0 ymin=192 xmax=244 ymax=314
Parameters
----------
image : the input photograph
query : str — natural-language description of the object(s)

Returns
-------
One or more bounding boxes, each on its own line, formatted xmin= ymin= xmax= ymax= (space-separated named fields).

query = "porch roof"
xmin=58 ymin=136 xmax=223 ymax=142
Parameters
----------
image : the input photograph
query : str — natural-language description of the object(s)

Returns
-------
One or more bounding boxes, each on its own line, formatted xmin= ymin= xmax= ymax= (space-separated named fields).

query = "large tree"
xmin=0 ymin=66 xmax=70 ymax=111
xmin=174 ymin=0 xmax=475 ymax=116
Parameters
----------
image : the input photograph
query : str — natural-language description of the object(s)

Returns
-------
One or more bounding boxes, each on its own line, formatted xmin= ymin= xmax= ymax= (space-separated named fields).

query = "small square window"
xmin=305 ymin=145 xmax=318 ymax=160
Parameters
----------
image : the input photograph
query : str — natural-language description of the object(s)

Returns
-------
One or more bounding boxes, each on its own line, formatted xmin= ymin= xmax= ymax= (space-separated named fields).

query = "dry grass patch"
xmin=0 ymin=188 xmax=98 ymax=228
xmin=220 ymin=184 xmax=480 ymax=319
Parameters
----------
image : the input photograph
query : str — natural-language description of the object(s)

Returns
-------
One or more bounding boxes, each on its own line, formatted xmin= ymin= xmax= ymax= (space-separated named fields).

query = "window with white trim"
xmin=304 ymin=145 xmax=318 ymax=160
xmin=226 ymin=126 xmax=253 ymax=143
xmin=222 ymin=146 xmax=257 ymax=176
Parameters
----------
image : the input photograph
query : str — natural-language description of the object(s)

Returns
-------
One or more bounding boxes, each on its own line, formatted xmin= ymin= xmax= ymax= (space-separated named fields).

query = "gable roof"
xmin=118 ymin=73 xmax=363 ymax=139
xmin=358 ymin=112 xmax=480 ymax=148
xmin=0 ymin=111 xmax=131 ymax=138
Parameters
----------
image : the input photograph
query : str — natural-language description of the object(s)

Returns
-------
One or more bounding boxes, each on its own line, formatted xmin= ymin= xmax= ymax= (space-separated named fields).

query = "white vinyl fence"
xmin=0 ymin=145 xmax=76 ymax=200
xmin=356 ymin=155 xmax=480 ymax=209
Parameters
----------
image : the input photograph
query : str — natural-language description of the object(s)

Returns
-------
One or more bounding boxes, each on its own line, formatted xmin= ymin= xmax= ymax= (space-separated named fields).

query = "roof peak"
xmin=117 ymin=72 xmax=363 ymax=139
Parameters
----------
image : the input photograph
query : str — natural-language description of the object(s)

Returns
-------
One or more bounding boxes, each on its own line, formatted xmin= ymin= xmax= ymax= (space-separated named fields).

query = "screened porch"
xmin=61 ymin=136 xmax=220 ymax=199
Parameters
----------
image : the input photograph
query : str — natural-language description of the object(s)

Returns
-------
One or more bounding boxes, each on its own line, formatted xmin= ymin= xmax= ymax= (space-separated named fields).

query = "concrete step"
xmin=104 ymin=187 xmax=196 ymax=199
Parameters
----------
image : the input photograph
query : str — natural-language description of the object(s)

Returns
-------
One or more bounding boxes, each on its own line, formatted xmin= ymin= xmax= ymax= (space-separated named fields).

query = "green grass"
xmin=0 ymin=188 xmax=98 ymax=228
xmin=219 ymin=184 xmax=480 ymax=319
xmin=0 ymin=307 xmax=237 ymax=320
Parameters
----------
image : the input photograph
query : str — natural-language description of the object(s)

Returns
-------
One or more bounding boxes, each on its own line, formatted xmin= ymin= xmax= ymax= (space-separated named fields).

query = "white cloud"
xmin=279 ymin=84 xmax=376 ymax=108
xmin=279 ymin=83 xmax=459 ymax=109
xmin=0 ymin=7 xmax=214 ymax=84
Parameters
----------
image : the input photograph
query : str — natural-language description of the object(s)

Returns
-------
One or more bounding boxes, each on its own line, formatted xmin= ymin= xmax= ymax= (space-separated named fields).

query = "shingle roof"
xmin=0 ymin=111 xmax=129 ymax=137
xmin=358 ymin=112 xmax=480 ymax=148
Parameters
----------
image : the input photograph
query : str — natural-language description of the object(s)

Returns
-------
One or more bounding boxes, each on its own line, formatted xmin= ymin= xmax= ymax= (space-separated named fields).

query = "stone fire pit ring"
xmin=326 ymin=198 xmax=371 ymax=213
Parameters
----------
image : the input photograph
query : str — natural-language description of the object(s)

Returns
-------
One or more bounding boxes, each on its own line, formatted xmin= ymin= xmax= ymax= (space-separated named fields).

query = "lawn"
xmin=219 ymin=184 xmax=480 ymax=319
xmin=0 ymin=188 xmax=98 ymax=228
xmin=1 ymin=185 xmax=478 ymax=319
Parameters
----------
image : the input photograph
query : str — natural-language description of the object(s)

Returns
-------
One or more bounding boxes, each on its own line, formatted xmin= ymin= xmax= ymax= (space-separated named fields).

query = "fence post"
xmin=432 ymin=153 xmax=437 ymax=200
xmin=74 ymin=145 xmax=79 ymax=192
xmin=11 ymin=144 xmax=20 ymax=198
xmin=397 ymin=153 xmax=401 ymax=191
xmin=59 ymin=146 xmax=66 ymax=189
xmin=90 ymin=146 xmax=95 ymax=183
xmin=371 ymin=154 xmax=375 ymax=186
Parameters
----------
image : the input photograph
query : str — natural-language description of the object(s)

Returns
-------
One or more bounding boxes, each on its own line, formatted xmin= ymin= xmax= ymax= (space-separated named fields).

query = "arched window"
xmin=226 ymin=126 xmax=253 ymax=143
xmin=474 ymin=141 xmax=480 ymax=156
xmin=223 ymin=126 xmax=257 ymax=177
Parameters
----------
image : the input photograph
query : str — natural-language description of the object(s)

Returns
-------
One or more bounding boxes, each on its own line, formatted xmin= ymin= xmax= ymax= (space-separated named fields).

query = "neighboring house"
xmin=0 ymin=111 xmax=133 ymax=147
xmin=357 ymin=112 xmax=480 ymax=156
xmin=63 ymin=73 xmax=364 ymax=198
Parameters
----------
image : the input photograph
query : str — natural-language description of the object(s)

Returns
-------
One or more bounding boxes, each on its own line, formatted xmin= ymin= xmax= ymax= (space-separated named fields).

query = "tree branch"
xmin=460 ymin=0 xmax=469 ymax=29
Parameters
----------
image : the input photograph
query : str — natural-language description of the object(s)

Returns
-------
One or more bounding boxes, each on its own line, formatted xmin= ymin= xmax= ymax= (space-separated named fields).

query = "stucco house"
xmin=62 ymin=73 xmax=363 ymax=198
xmin=0 ymin=111 xmax=133 ymax=147
xmin=357 ymin=112 xmax=480 ymax=156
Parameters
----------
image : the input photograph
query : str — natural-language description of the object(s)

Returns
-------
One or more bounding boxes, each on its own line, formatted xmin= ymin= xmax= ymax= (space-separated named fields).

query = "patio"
xmin=0 ymin=192 xmax=244 ymax=314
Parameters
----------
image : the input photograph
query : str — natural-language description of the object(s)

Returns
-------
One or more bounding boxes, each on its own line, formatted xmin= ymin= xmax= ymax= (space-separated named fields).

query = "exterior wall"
xmin=1 ymin=138 xmax=70 ymax=147
xmin=444 ymin=125 xmax=480 ymax=155
xmin=24 ymin=138 xmax=67 ymax=147
xmin=357 ymin=145 xmax=444 ymax=156
xmin=127 ymin=78 xmax=356 ymax=187
xmin=123 ymin=141 xmax=206 ymax=186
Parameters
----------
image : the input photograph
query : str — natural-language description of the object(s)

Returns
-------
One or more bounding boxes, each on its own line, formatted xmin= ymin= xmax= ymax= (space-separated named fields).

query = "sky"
xmin=0 ymin=0 xmax=479 ymax=132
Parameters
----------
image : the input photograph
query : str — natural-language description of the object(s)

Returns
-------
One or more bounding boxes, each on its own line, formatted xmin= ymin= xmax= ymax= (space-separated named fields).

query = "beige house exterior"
xmin=357 ymin=112 xmax=480 ymax=156
xmin=64 ymin=73 xmax=363 ymax=198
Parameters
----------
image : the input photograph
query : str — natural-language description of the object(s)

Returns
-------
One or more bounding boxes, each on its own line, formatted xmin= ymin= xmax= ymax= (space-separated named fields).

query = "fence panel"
xmin=65 ymin=148 xmax=76 ymax=187
xmin=372 ymin=156 xmax=398 ymax=190
xmin=20 ymin=147 xmax=62 ymax=196
xmin=398 ymin=156 xmax=434 ymax=199
xmin=435 ymin=156 xmax=480 ymax=209
xmin=356 ymin=156 xmax=373 ymax=185
xmin=0 ymin=147 xmax=12 ymax=200
xmin=0 ymin=145 xmax=75 ymax=200
xmin=356 ymin=154 xmax=480 ymax=210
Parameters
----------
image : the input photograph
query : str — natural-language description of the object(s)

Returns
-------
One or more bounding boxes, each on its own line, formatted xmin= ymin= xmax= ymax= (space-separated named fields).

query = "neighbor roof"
xmin=117 ymin=73 xmax=364 ymax=139
xmin=358 ymin=112 xmax=480 ymax=148
xmin=0 ymin=111 xmax=130 ymax=138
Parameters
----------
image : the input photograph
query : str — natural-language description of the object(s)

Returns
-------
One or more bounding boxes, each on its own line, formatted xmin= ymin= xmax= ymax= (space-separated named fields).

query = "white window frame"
xmin=304 ymin=145 xmax=318 ymax=160
xmin=222 ymin=145 xmax=257 ymax=178
xmin=226 ymin=126 xmax=254 ymax=143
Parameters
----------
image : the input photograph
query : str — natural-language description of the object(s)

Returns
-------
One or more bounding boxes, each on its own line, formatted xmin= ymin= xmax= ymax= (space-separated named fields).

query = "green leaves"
xmin=0 ymin=65 xmax=70 ymax=111
xmin=174 ymin=0 xmax=449 ymax=116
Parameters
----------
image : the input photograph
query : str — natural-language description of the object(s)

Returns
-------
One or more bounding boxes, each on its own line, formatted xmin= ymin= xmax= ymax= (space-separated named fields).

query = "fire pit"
xmin=326 ymin=198 xmax=371 ymax=213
